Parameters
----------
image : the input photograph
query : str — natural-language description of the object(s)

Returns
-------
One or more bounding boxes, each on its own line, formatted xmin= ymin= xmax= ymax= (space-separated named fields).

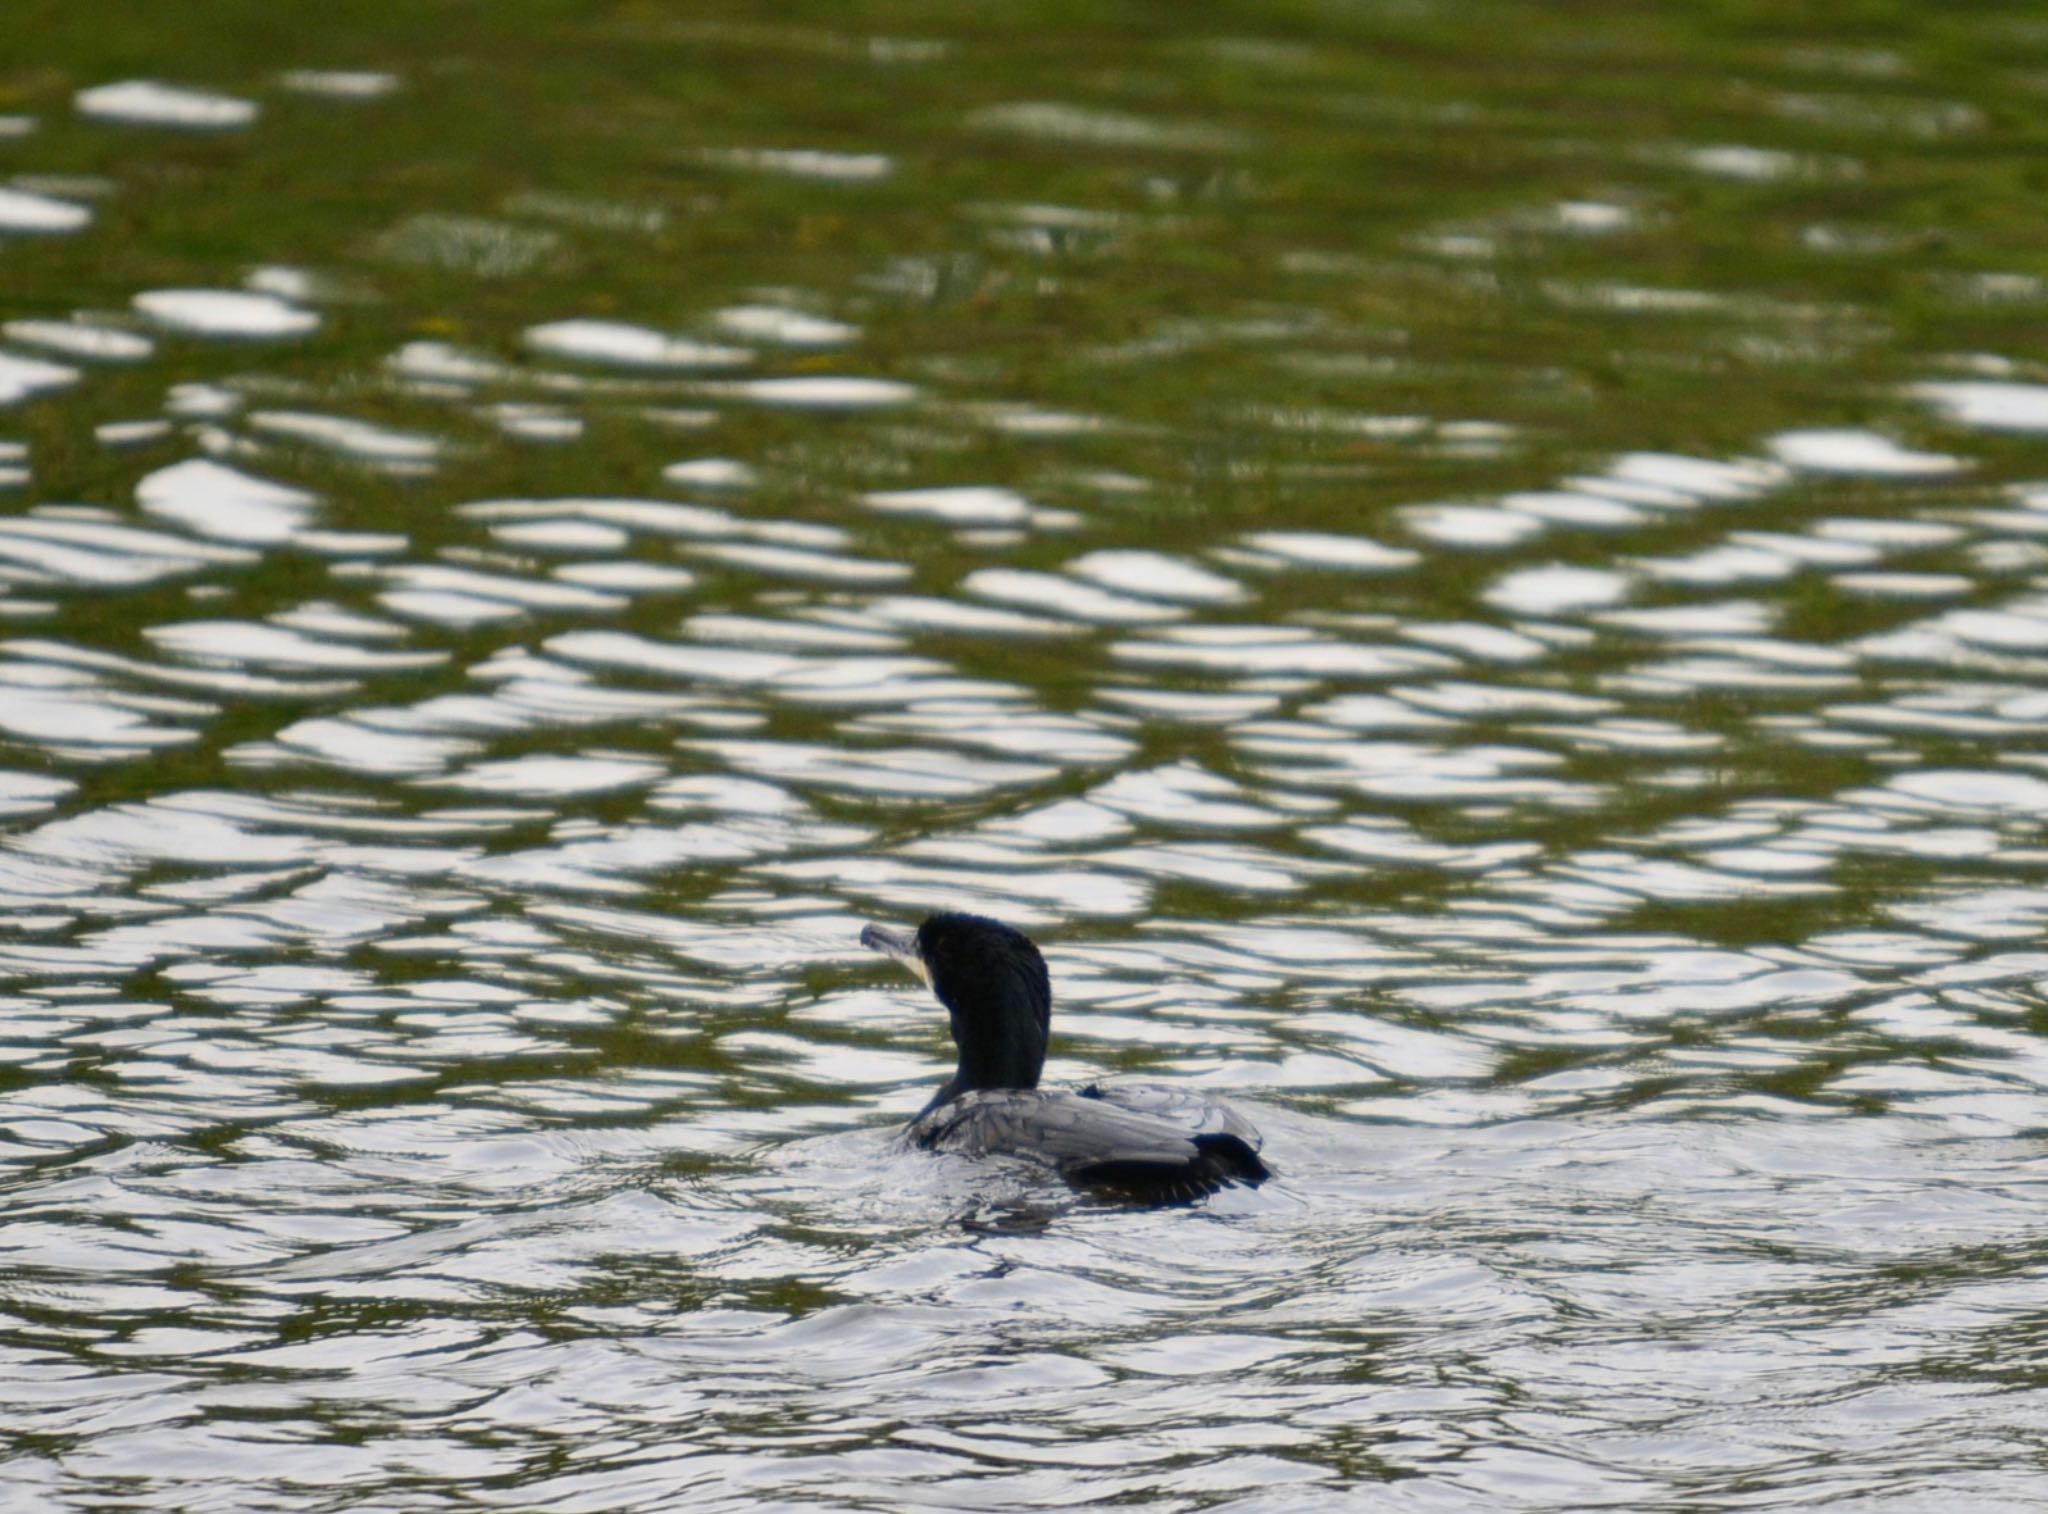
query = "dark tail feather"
xmin=1069 ymin=1133 xmax=1270 ymax=1203
xmin=1196 ymin=1131 xmax=1270 ymax=1187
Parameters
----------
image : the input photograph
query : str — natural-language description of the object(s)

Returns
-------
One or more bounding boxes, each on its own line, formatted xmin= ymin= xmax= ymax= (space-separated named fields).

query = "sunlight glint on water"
xmin=2 ymin=5 xmax=2048 ymax=1510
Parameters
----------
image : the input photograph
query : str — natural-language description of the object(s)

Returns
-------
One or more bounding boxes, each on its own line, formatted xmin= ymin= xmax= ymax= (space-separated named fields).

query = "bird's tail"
xmin=1070 ymin=1133 xmax=1270 ymax=1203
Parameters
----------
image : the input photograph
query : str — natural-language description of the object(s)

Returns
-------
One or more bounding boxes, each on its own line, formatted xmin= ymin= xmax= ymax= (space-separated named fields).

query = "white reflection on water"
xmin=132 ymin=289 xmax=319 ymax=338
xmin=698 ymin=146 xmax=896 ymax=181
xmin=247 ymin=411 xmax=443 ymax=470
xmin=0 ymin=513 xmax=254 ymax=587
xmin=0 ymin=349 xmax=80 ymax=406
xmin=714 ymin=304 xmax=858 ymax=347
xmin=970 ymin=567 xmax=1187 ymax=623
xmin=0 ymin=187 xmax=92 ymax=235
xmin=862 ymin=483 xmax=1035 ymax=525
xmin=1913 ymin=379 xmax=2048 ymax=432
xmin=75 ymin=79 xmax=258 ymax=130
xmin=136 ymin=459 xmax=316 ymax=543
xmin=719 ymin=376 xmax=918 ymax=409
xmin=277 ymin=69 xmax=401 ymax=99
xmin=1769 ymin=426 xmax=1965 ymax=476
xmin=661 ymin=457 xmax=755 ymax=490
xmin=524 ymin=319 xmax=753 ymax=371
xmin=6 ymin=319 xmax=151 ymax=365
xmin=11 ymin=20 xmax=2048 ymax=1514
xmin=1235 ymin=530 xmax=1420 ymax=572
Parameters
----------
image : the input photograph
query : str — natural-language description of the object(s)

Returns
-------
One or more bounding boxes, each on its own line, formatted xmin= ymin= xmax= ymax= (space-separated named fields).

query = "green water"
xmin=4 ymin=3 xmax=2048 ymax=1509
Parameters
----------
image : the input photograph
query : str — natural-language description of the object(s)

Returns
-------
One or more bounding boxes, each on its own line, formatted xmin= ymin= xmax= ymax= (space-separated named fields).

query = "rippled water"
xmin=5 ymin=4 xmax=2048 ymax=1508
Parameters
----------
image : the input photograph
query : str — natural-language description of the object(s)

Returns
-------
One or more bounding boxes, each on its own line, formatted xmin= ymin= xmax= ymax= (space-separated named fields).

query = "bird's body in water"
xmin=860 ymin=912 xmax=1269 ymax=1202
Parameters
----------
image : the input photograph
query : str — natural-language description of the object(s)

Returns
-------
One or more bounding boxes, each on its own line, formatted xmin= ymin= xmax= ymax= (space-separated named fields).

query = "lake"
xmin=4 ymin=3 xmax=2048 ymax=1509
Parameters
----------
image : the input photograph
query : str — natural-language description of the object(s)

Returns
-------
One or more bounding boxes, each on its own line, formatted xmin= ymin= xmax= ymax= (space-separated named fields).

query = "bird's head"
xmin=861 ymin=911 xmax=1050 ymax=1093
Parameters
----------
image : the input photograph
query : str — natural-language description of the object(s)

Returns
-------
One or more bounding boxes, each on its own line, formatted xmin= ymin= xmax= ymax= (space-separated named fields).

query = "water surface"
xmin=4 ymin=3 xmax=2048 ymax=1508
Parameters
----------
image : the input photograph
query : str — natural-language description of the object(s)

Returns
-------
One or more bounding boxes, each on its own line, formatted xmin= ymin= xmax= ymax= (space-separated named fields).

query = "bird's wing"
xmin=913 ymin=1089 xmax=1267 ymax=1198
xmin=1080 ymin=1081 xmax=1264 ymax=1149
xmin=914 ymin=1090 xmax=1192 ymax=1165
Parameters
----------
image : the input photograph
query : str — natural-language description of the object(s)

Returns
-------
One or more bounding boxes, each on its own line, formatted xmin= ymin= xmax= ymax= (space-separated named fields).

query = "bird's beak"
xmin=860 ymin=922 xmax=930 ymax=988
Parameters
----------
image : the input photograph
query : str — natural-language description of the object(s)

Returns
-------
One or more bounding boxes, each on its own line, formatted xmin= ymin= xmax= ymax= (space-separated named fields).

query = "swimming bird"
xmin=860 ymin=912 xmax=1269 ymax=1201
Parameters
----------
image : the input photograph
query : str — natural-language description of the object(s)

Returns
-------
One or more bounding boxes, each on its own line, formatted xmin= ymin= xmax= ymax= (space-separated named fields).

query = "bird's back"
xmin=909 ymin=1083 xmax=1269 ymax=1202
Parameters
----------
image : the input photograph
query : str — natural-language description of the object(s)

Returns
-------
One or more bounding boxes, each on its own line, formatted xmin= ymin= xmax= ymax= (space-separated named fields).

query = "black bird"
xmin=860 ymin=912 xmax=1270 ymax=1201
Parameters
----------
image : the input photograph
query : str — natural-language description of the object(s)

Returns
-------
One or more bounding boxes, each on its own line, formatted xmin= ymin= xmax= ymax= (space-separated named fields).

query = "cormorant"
xmin=860 ymin=912 xmax=1270 ymax=1201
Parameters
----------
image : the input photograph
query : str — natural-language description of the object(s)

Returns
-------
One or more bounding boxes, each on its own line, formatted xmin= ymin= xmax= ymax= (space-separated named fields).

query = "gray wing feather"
xmin=909 ymin=1084 xmax=1267 ymax=1197
xmin=913 ymin=1090 xmax=1198 ymax=1169
xmin=1082 ymin=1081 xmax=1263 ymax=1148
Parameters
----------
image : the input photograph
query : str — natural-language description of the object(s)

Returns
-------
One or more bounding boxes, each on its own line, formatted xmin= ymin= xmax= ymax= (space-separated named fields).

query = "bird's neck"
xmin=954 ymin=1039 xmax=1042 ymax=1094
xmin=943 ymin=999 xmax=1046 ymax=1098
